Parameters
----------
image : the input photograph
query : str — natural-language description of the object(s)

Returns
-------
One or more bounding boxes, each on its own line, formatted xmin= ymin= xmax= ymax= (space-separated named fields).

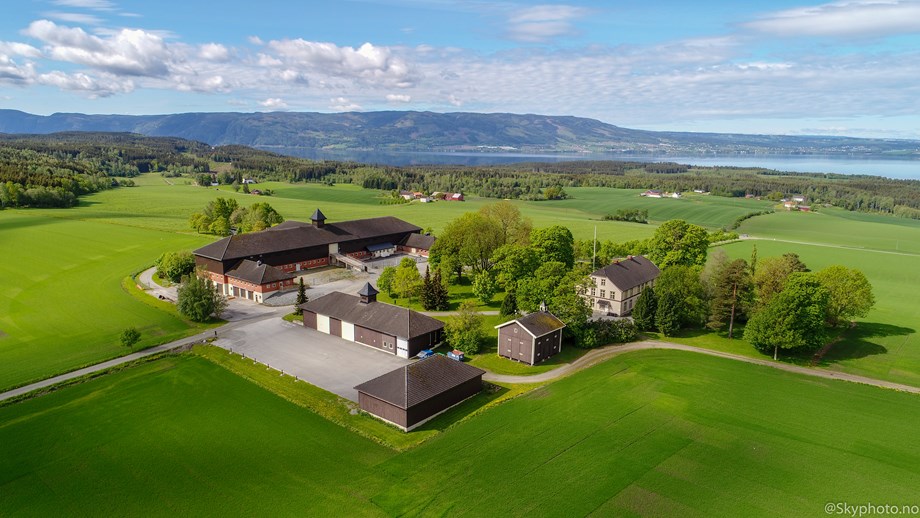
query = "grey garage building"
xmin=299 ymin=283 xmax=444 ymax=359
xmin=354 ymin=354 xmax=485 ymax=431
xmin=495 ymin=310 xmax=566 ymax=365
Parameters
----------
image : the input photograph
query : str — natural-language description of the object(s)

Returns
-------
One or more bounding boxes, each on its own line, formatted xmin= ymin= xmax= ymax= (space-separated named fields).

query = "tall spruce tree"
xmin=294 ymin=278 xmax=307 ymax=315
xmin=420 ymin=265 xmax=437 ymax=310
xmin=500 ymin=291 xmax=517 ymax=316
xmin=655 ymin=289 xmax=682 ymax=337
xmin=631 ymin=286 xmax=657 ymax=331
xmin=432 ymin=267 xmax=450 ymax=310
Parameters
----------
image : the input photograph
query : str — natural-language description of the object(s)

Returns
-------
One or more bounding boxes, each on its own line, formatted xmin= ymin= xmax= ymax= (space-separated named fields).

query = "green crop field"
xmin=0 ymin=211 xmax=211 ymax=391
xmin=659 ymin=207 xmax=920 ymax=387
xmin=2 ymin=350 xmax=918 ymax=516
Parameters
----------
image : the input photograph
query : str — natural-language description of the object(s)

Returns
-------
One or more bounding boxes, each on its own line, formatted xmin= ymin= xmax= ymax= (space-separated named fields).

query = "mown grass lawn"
xmin=0 ymin=211 xmax=212 ymax=391
xmin=376 ymin=275 xmax=506 ymax=312
xmin=3 ymin=349 xmax=918 ymax=516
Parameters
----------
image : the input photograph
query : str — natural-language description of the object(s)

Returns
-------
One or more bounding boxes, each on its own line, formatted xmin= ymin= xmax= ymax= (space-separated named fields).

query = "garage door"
xmin=303 ymin=311 xmax=317 ymax=329
xmin=329 ymin=318 xmax=342 ymax=337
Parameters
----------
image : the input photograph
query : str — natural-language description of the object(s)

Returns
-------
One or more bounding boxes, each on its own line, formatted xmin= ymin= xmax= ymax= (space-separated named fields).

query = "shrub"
xmin=120 ymin=327 xmax=140 ymax=347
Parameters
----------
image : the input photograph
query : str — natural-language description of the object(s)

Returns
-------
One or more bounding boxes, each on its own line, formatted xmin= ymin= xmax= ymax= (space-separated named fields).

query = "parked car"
xmin=417 ymin=349 xmax=434 ymax=359
xmin=447 ymin=350 xmax=465 ymax=361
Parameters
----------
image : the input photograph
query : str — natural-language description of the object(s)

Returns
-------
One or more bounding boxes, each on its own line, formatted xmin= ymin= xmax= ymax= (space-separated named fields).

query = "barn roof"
xmin=225 ymin=259 xmax=295 ymax=285
xmin=193 ymin=215 xmax=422 ymax=261
xmin=496 ymin=311 xmax=566 ymax=337
xmin=591 ymin=255 xmax=660 ymax=291
xmin=354 ymin=355 xmax=484 ymax=409
xmin=401 ymin=233 xmax=436 ymax=250
xmin=299 ymin=291 xmax=443 ymax=340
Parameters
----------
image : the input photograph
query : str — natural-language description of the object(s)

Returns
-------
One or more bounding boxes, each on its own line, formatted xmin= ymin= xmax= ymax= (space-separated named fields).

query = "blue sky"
xmin=2 ymin=0 xmax=920 ymax=138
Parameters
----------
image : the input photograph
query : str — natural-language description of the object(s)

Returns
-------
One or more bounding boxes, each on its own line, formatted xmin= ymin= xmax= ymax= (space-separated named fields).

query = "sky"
xmin=2 ymin=0 xmax=920 ymax=138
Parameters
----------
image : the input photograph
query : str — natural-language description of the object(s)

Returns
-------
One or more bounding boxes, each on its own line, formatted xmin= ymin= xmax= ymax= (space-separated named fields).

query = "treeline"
xmin=6 ymin=133 xmax=920 ymax=220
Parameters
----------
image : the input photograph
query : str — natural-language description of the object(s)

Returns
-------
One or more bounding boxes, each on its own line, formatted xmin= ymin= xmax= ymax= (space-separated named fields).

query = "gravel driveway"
xmin=213 ymin=317 xmax=409 ymax=401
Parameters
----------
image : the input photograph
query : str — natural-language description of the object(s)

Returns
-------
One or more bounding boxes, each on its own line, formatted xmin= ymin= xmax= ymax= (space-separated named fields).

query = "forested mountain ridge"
xmin=1 ymin=109 xmax=919 ymax=156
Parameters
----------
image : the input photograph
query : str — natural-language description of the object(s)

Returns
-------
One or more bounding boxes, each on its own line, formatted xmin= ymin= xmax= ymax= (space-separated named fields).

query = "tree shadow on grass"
xmin=817 ymin=322 xmax=913 ymax=365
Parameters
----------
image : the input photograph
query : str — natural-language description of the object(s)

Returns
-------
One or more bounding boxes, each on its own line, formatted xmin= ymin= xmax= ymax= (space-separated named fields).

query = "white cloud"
xmin=265 ymin=39 xmax=415 ymax=87
xmin=42 ymin=12 xmax=104 ymax=25
xmin=330 ymin=96 xmax=361 ymax=111
xmin=506 ymin=4 xmax=589 ymax=43
xmin=52 ymin=0 xmax=115 ymax=10
xmin=38 ymin=70 xmax=133 ymax=97
xmin=0 ymin=41 xmax=42 ymax=59
xmin=25 ymin=20 xmax=172 ymax=76
xmin=248 ymin=35 xmax=264 ymax=46
xmin=198 ymin=43 xmax=229 ymax=62
xmin=0 ymin=55 xmax=36 ymax=84
xmin=386 ymin=93 xmax=411 ymax=103
xmin=745 ymin=0 xmax=920 ymax=38
xmin=447 ymin=93 xmax=462 ymax=107
xmin=259 ymin=97 xmax=288 ymax=109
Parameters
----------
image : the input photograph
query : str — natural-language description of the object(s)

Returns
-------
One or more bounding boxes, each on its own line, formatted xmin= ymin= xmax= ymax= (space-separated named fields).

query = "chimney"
xmin=358 ymin=282 xmax=379 ymax=304
xmin=310 ymin=208 xmax=327 ymax=228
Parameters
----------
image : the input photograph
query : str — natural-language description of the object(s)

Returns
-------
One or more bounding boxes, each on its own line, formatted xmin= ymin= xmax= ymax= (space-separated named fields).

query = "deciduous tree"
xmin=753 ymin=253 xmax=808 ymax=308
xmin=445 ymin=301 xmax=486 ymax=354
xmin=177 ymin=274 xmax=226 ymax=322
xmin=814 ymin=265 xmax=875 ymax=326
xmin=377 ymin=266 xmax=397 ymax=297
xmin=646 ymin=219 xmax=709 ymax=268
xmin=155 ymin=250 xmax=197 ymax=283
xmin=653 ymin=265 xmax=707 ymax=334
xmin=120 ymin=327 xmax=140 ymax=348
xmin=531 ymin=225 xmax=575 ymax=268
xmin=472 ymin=270 xmax=497 ymax=304
xmin=743 ymin=273 xmax=830 ymax=359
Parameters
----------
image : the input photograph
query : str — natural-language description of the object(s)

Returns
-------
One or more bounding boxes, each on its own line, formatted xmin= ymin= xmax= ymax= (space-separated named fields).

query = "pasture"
xmin=0 ymin=211 xmax=211 ymax=391
xmin=2 ymin=349 xmax=918 ymax=516
xmin=663 ymin=207 xmax=920 ymax=386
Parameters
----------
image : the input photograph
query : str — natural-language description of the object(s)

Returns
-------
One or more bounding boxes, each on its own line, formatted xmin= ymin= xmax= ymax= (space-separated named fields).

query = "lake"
xmin=268 ymin=147 xmax=920 ymax=180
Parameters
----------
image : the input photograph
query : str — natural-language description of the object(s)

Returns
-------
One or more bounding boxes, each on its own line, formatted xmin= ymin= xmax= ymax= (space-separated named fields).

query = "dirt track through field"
xmin=484 ymin=340 xmax=920 ymax=394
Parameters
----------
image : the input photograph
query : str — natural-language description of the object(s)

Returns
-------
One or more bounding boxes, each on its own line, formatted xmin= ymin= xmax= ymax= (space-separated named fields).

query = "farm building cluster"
xmin=193 ymin=209 xmax=435 ymax=303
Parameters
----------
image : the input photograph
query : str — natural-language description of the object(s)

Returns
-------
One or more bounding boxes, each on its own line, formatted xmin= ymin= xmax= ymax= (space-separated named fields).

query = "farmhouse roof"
xmin=354 ymin=355 xmax=484 ymax=409
xmin=497 ymin=311 xmax=566 ymax=337
xmin=591 ymin=255 xmax=660 ymax=291
xmin=299 ymin=291 xmax=443 ymax=340
xmin=401 ymin=233 xmax=436 ymax=250
xmin=193 ymin=216 xmax=422 ymax=261
xmin=225 ymin=259 xmax=295 ymax=285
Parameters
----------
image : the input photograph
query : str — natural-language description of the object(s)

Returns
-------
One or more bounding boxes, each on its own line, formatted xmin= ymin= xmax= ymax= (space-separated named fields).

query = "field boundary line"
xmin=483 ymin=340 xmax=920 ymax=395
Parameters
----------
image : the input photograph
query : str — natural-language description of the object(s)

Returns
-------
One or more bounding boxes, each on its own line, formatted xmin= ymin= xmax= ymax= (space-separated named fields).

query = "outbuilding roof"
xmin=354 ymin=354 xmax=484 ymax=409
xmin=401 ymin=233 xmax=436 ymax=250
xmin=496 ymin=311 xmax=566 ymax=337
xmin=299 ymin=291 xmax=443 ymax=340
xmin=194 ymin=215 xmax=422 ymax=261
xmin=225 ymin=259 xmax=295 ymax=285
xmin=590 ymin=255 xmax=660 ymax=291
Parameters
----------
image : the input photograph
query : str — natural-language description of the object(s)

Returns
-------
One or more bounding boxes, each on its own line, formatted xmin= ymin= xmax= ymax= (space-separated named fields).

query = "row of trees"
xmin=631 ymin=246 xmax=875 ymax=358
xmin=188 ymin=197 xmax=284 ymax=235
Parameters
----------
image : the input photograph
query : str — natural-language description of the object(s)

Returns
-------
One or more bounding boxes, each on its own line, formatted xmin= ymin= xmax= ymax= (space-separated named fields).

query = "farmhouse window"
xmin=601 ymin=279 xmax=606 ymax=286
xmin=600 ymin=290 xmax=605 ymax=298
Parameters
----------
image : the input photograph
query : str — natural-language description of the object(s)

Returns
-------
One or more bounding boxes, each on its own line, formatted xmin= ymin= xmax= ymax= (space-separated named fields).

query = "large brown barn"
xmin=354 ymin=354 xmax=485 ymax=431
xmin=193 ymin=209 xmax=433 ymax=302
xmin=299 ymin=283 xmax=444 ymax=359
xmin=495 ymin=310 xmax=566 ymax=365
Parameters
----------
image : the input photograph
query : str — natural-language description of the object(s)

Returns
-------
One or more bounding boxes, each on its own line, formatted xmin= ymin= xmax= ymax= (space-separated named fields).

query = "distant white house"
xmin=670 ymin=192 xmax=682 ymax=199
xmin=792 ymin=195 xmax=806 ymax=203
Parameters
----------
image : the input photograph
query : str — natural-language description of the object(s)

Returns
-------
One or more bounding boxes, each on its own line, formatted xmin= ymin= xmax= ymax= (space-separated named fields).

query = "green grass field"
xmin=0 ymin=211 xmax=212 ymax=391
xmin=2 ymin=349 xmax=918 ymax=516
xmin=661 ymin=208 xmax=920 ymax=386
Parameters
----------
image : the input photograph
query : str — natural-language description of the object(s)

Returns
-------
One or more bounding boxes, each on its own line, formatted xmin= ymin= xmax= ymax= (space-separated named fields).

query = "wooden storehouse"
xmin=354 ymin=354 xmax=485 ymax=431
xmin=495 ymin=310 xmax=566 ymax=365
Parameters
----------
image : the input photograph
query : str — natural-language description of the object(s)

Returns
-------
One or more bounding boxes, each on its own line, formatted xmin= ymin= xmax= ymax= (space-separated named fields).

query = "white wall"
xmin=342 ymin=322 xmax=355 ymax=342
xmin=317 ymin=314 xmax=330 ymax=334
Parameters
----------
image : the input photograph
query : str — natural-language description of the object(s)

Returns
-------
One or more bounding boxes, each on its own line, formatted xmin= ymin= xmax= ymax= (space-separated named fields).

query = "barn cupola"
xmin=310 ymin=208 xmax=327 ymax=228
xmin=358 ymin=282 xmax=379 ymax=304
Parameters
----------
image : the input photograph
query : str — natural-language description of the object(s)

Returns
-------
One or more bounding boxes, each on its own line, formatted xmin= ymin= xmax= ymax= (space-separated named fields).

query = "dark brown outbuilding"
xmin=495 ymin=310 xmax=566 ymax=365
xmin=299 ymin=283 xmax=444 ymax=358
xmin=354 ymin=354 xmax=485 ymax=431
